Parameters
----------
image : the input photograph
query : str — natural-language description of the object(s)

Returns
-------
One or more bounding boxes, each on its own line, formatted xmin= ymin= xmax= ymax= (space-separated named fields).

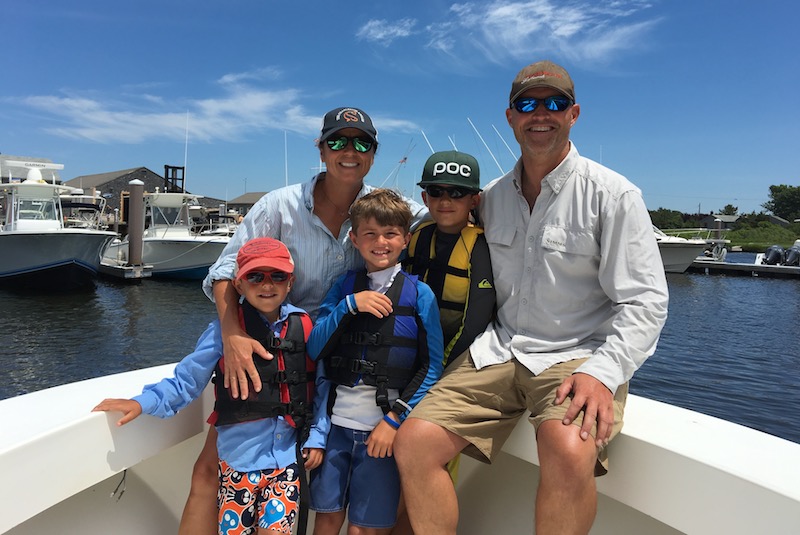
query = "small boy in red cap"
xmin=94 ymin=237 xmax=329 ymax=535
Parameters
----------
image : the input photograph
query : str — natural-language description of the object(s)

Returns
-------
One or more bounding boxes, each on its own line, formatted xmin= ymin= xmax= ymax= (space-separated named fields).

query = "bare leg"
xmin=178 ymin=426 xmax=219 ymax=535
xmin=394 ymin=418 xmax=467 ymax=535
xmin=535 ymin=420 xmax=598 ymax=535
xmin=348 ymin=526 xmax=392 ymax=535
xmin=313 ymin=510 xmax=347 ymax=535
xmin=390 ymin=492 xmax=413 ymax=535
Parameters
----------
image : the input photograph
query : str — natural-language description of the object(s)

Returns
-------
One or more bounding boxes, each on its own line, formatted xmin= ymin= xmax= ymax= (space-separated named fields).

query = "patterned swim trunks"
xmin=217 ymin=459 xmax=300 ymax=534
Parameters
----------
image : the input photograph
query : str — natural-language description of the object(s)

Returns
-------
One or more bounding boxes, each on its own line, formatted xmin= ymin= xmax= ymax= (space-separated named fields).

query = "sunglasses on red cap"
xmin=244 ymin=271 xmax=291 ymax=285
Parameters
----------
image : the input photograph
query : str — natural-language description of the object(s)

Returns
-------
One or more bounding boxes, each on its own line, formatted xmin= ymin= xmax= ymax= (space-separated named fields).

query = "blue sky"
xmin=4 ymin=0 xmax=798 ymax=215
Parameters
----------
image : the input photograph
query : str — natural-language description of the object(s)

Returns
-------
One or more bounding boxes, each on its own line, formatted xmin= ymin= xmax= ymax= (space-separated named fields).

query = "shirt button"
xmin=526 ymin=267 xmax=532 ymax=273
xmin=337 ymin=255 xmax=343 ymax=260
xmin=276 ymin=434 xmax=282 ymax=440
xmin=528 ymin=236 xmax=534 ymax=242
xmin=522 ymin=298 xmax=528 ymax=305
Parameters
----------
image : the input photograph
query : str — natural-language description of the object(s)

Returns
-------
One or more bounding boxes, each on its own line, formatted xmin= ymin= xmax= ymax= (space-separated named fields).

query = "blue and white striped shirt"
xmin=203 ymin=173 xmax=427 ymax=320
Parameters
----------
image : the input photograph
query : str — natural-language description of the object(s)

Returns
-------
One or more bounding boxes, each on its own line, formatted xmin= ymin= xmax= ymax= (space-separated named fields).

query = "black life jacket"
xmin=322 ymin=270 xmax=419 ymax=412
xmin=213 ymin=301 xmax=314 ymax=436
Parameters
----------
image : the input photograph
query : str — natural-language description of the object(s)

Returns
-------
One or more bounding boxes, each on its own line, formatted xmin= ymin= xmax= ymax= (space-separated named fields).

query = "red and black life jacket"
xmin=213 ymin=300 xmax=315 ymax=436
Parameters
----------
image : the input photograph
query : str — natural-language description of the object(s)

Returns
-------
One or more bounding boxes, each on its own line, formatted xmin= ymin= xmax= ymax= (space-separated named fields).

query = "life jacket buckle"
xmin=351 ymin=359 xmax=377 ymax=374
xmin=352 ymin=332 xmax=382 ymax=346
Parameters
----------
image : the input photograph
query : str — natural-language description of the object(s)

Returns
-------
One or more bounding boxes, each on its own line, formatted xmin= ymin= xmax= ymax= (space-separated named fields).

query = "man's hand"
xmin=221 ymin=328 xmax=272 ymax=400
xmin=353 ymin=291 xmax=393 ymax=319
xmin=554 ymin=372 xmax=614 ymax=447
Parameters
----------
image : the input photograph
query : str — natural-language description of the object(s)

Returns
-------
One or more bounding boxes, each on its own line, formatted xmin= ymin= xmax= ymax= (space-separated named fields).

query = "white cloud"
xmin=356 ymin=18 xmax=417 ymax=46
xmin=397 ymin=0 xmax=658 ymax=65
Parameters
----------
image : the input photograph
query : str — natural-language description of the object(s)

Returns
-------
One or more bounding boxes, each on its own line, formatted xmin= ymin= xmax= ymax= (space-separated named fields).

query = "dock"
xmin=688 ymin=258 xmax=800 ymax=279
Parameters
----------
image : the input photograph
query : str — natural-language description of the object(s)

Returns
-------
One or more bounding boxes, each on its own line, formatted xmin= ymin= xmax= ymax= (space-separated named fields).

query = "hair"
xmin=349 ymin=188 xmax=412 ymax=233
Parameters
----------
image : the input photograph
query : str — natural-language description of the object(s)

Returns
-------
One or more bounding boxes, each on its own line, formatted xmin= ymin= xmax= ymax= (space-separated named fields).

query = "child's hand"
xmin=365 ymin=418 xmax=397 ymax=458
xmin=302 ymin=448 xmax=324 ymax=470
xmin=353 ymin=291 xmax=393 ymax=319
xmin=92 ymin=398 xmax=143 ymax=426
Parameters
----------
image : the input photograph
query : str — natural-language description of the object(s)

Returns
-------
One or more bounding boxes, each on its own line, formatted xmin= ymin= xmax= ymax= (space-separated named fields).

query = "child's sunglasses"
xmin=244 ymin=271 xmax=291 ymax=285
xmin=424 ymin=185 xmax=475 ymax=200
xmin=326 ymin=136 xmax=374 ymax=153
xmin=511 ymin=96 xmax=573 ymax=113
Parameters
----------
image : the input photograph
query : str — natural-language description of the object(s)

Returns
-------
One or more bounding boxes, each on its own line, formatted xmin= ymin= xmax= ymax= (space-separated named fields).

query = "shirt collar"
xmin=511 ymin=142 xmax=580 ymax=196
xmin=367 ymin=264 xmax=401 ymax=293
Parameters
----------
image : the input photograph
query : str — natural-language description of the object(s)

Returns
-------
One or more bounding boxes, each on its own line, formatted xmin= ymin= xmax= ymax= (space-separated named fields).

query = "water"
xmin=2 ymin=253 xmax=799 ymax=444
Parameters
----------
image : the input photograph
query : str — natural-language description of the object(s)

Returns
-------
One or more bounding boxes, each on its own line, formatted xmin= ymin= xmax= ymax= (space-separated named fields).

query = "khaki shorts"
xmin=409 ymin=350 xmax=628 ymax=476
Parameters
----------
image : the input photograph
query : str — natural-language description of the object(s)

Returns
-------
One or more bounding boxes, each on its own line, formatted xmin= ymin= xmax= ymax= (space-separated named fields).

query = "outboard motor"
xmin=784 ymin=245 xmax=800 ymax=267
xmin=762 ymin=245 xmax=785 ymax=265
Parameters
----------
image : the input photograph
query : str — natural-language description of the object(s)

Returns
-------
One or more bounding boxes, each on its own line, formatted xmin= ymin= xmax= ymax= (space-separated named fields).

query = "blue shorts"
xmin=309 ymin=424 xmax=400 ymax=528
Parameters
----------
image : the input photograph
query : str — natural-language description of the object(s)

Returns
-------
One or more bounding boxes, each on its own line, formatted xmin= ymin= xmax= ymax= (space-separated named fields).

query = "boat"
xmin=0 ymin=162 xmax=117 ymax=291
xmin=2 ymin=363 xmax=798 ymax=534
xmin=102 ymin=191 xmax=230 ymax=279
xmin=654 ymin=226 xmax=710 ymax=273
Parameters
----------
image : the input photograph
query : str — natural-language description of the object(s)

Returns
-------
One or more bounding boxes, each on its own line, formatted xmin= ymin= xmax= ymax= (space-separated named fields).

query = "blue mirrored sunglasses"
xmin=511 ymin=96 xmax=573 ymax=113
xmin=326 ymin=136 xmax=374 ymax=153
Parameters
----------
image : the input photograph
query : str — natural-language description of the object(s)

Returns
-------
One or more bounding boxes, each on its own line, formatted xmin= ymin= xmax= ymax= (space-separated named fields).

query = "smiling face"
xmin=422 ymin=186 xmax=480 ymax=234
xmin=319 ymin=127 xmax=376 ymax=189
xmin=349 ymin=217 xmax=410 ymax=273
xmin=506 ymin=87 xmax=580 ymax=164
xmin=234 ymin=269 xmax=294 ymax=322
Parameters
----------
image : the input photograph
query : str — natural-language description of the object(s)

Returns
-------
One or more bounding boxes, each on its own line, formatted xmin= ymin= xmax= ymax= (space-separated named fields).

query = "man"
xmin=394 ymin=60 xmax=669 ymax=535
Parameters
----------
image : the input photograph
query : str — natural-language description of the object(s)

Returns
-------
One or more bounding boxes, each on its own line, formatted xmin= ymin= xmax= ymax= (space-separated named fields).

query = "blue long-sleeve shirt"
xmin=307 ymin=265 xmax=444 ymax=431
xmin=133 ymin=302 xmax=330 ymax=473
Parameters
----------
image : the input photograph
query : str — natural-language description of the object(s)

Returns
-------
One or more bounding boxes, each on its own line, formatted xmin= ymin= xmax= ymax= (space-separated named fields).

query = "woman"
xmin=182 ymin=107 xmax=426 ymax=535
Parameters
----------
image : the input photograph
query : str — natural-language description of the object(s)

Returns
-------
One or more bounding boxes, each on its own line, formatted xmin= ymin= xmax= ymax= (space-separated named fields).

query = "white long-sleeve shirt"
xmin=472 ymin=143 xmax=669 ymax=394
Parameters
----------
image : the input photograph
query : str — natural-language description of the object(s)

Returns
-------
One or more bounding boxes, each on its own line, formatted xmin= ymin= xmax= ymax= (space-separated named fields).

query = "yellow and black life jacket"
xmin=406 ymin=221 xmax=495 ymax=365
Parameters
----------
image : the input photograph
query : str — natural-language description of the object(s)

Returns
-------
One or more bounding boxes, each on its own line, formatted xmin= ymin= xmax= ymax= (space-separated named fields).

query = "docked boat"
xmin=654 ymin=226 xmax=709 ymax=273
xmin=102 ymin=191 xmax=229 ymax=279
xmin=2 ymin=363 xmax=798 ymax=534
xmin=0 ymin=162 xmax=117 ymax=291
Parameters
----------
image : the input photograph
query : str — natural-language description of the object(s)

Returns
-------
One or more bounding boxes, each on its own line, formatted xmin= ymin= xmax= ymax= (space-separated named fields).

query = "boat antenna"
xmin=183 ymin=111 xmax=189 ymax=192
xmin=284 ymin=131 xmax=289 ymax=187
xmin=448 ymin=136 xmax=458 ymax=151
xmin=468 ymin=117 xmax=504 ymax=174
xmin=380 ymin=139 xmax=415 ymax=190
xmin=492 ymin=124 xmax=518 ymax=160
xmin=420 ymin=130 xmax=435 ymax=154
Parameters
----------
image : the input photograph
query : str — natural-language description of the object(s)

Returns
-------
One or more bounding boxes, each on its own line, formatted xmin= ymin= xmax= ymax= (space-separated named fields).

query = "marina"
xmin=2 ymin=256 xmax=799 ymax=533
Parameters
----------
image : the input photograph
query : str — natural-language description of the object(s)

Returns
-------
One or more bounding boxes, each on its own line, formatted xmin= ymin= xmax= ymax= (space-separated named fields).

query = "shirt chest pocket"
xmin=540 ymin=225 xmax=599 ymax=257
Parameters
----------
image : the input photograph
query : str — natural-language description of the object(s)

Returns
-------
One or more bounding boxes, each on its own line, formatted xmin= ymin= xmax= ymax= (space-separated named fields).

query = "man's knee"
xmin=395 ymin=418 xmax=464 ymax=471
xmin=537 ymin=420 xmax=597 ymax=479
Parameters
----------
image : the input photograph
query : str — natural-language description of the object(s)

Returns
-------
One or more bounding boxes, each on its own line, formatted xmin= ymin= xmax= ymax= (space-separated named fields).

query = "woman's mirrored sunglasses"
xmin=424 ymin=185 xmax=475 ymax=199
xmin=245 ymin=271 xmax=291 ymax=285
xmin=511 ymin=96 xmax=573 ymax=113
xmin=326 ymin=136 xmax=374 ymax=153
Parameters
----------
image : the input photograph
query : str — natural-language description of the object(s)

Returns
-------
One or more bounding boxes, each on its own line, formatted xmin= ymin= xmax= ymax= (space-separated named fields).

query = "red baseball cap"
xmin=235 ymin=238 xmax=295 ymax=282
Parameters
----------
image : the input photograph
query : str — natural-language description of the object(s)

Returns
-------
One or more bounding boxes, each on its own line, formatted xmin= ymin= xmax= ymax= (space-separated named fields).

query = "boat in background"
xmin=0 ymin=161 xmax=117 ymax=291
xmin=2 ymin=363 xmax=798 ymax=534
xmin=102 ymin=191 xmax=229 ymax=279
xmin=654 ymin=226 xmax=710 ymax=273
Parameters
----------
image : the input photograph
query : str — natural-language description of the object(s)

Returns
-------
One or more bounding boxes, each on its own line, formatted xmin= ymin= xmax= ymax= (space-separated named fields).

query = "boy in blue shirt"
xmin=306 ymin=188 xmax=444 ymax=535
xmin=94 ymin=237 xmax=328 ymax=535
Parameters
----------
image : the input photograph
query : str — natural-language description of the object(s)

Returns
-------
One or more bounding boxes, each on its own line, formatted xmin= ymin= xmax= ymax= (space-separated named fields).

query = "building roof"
xmin=228 ymin=192 xmax=267 ymax=204
xmin=64 ymin=167 xmax=147 ymax=189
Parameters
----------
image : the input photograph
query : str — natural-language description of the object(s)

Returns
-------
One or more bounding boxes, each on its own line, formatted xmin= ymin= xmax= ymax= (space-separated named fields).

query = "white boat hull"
xmin=3 ymin=365 xmax=799 ymax=534
xmin=0 ymin=230 xmax=116 ymax=289
xmin=657 ymin=240 xmax=709 ymax=273
xmin=104 ymin=236 xmax=228 ymax=279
